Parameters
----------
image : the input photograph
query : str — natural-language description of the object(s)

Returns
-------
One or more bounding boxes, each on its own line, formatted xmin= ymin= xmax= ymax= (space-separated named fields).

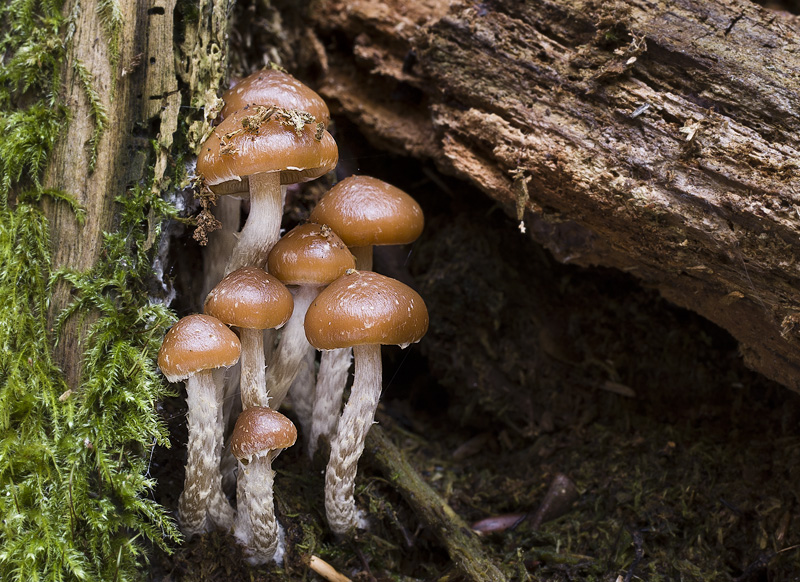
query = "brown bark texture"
xmin=42 ymin=0 xmax=179 ymax=388
xmin=309 ymin=0 xmax=800 ymax=391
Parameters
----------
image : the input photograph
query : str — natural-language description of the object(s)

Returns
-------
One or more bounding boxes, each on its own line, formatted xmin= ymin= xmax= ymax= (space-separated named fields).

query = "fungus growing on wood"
xmin=265 ymin=223 xmax=354 ymax=411
xmin=304 ymin=270 xmax=429 ymax=534
xmin=230 ymin=406 xmax=297 ymax=565
xmin=196 ymin=107 xmax=338 ymax=272
xmin=204 ymin=266 xmax=294 ymax=409
xmin=157 ymin=314 xmax=241 ymax=535
xmin=307 ymin=175 xmax=425 ymax=455
xmin=309 ymin=175 xmax=424 ymax=270
xmin=221 ymin=66 xmax=331 ymax=128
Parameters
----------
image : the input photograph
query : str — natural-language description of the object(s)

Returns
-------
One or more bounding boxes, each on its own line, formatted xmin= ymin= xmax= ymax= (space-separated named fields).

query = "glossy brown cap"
xmin=305 ymin=270 xmax=428 ymax=350
xmin=204 ymin=266 xmax=294 ymax=330
xmin=221 ymin=68 xmax=331 ymax=128
xmin=158 ymin=314 xmax=241 ymax=383
xmin=267 ymin=223 xmax=355 ymax=286
xmin=230 ymin=407 xmax=298 ymax=462
xmin=309 ymin=175 xmax=424 ymax=248
xmin=197 ymin=108 xmax=338 ymax=189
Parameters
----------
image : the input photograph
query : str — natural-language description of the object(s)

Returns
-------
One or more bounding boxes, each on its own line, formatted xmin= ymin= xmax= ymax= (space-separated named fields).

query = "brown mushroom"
xmin=265 ymin=223 xmax=354 ymax=413
xmin=308 ymin=175 xmax=424 ymax=270
xmin=231 ymin=406 xmax=297 ymax=565
xmin=221 ymin=66 xmax=331 ymax=128
xmin=204 ymin=266 xmax=293 ymax=409
xmin=157 ymin=314 xmax=241 ymax=535
xmin=305 ymin=270 xmax=428 ymax=534
xmin=196 ymin=108 xmax=338 ymax=273
xmin=307 ymin=176 xmax=424 ymax=455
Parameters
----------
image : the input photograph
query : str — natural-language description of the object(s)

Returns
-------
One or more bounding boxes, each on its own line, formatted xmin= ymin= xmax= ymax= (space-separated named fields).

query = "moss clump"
xmin=0 ymin=0 xmax=66 ymax=194
xmin=0 ymin=187 xmax=181 ymax=581
xmin=0 ymin=0 xmax=182 ymax=579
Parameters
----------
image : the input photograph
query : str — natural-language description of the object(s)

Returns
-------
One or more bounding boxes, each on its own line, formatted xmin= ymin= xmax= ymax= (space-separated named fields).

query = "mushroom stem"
xmin=289 ymin=345 xmax=317 ymax=438
xmin=226 ymin=171 xmax=282 ymax=274
xmin=266 ymin=284 xmax=320 ymax=409
xmin=308 ymin=347 xmax=351 ymax=458
xmin=239 ymin=327 xmax=268 ymax=409
xmin=314 ymin=246 xmax=370 ymax=430
xmin=179 ymin=369 xmax=235 ymax=535
xmin=234 ymin=455 xmax=283 ymax=565
xmin=325 ymin=343 xmax=381 ymax=534
xmin=350 ymin=246 xmax=373 ymax=271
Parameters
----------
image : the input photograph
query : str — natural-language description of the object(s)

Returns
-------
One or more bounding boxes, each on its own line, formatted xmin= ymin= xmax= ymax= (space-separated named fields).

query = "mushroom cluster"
xmin=157 ymin=66 xmax=429 ymax=563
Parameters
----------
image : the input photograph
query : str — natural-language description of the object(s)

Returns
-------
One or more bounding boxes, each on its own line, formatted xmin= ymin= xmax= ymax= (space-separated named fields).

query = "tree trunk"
xmin=308 ymin=0 xmax=800 ymax=391
xmin=38 ymin=0 xmax=237 ymax=388
xmin=41 ymin=0 xmax=180 ymax=388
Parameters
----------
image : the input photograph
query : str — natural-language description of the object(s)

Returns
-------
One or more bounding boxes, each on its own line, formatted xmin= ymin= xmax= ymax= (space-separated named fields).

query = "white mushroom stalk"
xmin=180 ymin=369 xmax=235 ymax=534
xmin=234 ymin=452 xmax=284 ymax=564
xmin=324 ymin=343 xmax=381 ymax=533
xmin=288 ymin=346 xmax=317 ymax=439
xmin=349 ymin=246 xmax=373 ymax=271
xmin=266 ymin=284 xmax=321 ymax=409
xmin=157 ymin=314 xmax=240 ymax=536
xmin=227 ymin=171 xmax=282 ymax=273
xmin=308 ymin=347 xmax=351 ymax=458
xmin=238 ymin=326 xmax=268 ymax=408
xmin=231 ymin=407 xmax=297 ymax=565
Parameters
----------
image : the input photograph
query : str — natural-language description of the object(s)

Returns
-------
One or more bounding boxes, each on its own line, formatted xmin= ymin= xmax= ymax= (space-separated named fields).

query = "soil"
xmin=147 ymin=114 xmax=800 ymax=581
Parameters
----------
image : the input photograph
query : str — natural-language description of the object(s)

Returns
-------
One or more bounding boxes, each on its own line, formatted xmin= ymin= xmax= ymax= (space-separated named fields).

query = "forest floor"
xmin=146 ymin=117 xmax=800 ymax=582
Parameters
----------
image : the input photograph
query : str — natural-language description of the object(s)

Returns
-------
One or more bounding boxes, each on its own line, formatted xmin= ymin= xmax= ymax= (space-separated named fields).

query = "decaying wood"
xmin=309 ymin=0 xmax=800 ymax=390
xmin=42 ymin=0 xmax=180 ymax=388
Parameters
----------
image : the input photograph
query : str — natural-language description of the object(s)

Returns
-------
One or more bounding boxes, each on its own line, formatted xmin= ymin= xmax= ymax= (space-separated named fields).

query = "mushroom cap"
xmin=267 ymin=223 xmax=355 ymax=286
xmin=157 ymin=314 xmax=241 ymax=383
xmin=221 ymin=68 xmax=331 ymax=128
xmin=304 ymin=270 xmax=429 ymax=350
xmin=308 ymin=175 xmax=424 ymax=248
xmin=196 ymin=108 xmax=338 ymax=189
xmin=204 ymin=266 xmax=294 ymax=330
xmin=230 ymin=406 xmax=298 ymax=462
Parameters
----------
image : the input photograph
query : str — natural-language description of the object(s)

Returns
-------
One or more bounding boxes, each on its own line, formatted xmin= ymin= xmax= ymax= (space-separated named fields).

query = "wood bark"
xmin=308 ymin=0 xmax=800 ymax=391
xmin=41 ymin=0 xmax=180 ymax=388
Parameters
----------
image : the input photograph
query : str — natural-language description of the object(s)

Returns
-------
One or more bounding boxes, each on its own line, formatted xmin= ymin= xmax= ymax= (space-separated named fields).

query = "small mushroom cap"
xmin=308 ymin=175 xmax=424 ymax=248
xmin=267 ymin=223 xmax=355 ymax=286
xmin=221 ymin=68 xmax=331 ymax=128
xmin=204 ymin=266 xmax=294 ymax=330
xmin=196 ymin=108 xmax=338 ymax=189
xmin=157 ymin=314 xmax=241 ymax=383
xmin=305 ymin=270 xmax=429 ymax=350
xmin=230 ymin=407 xmax=298 ymax=462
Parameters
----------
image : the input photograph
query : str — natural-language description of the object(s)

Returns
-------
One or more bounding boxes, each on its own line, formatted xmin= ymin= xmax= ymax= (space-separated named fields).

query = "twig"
xmin=365 ymin=425 xmax=508 ymax=582
xmin=308 ymin=555 xmax=352 ymax=582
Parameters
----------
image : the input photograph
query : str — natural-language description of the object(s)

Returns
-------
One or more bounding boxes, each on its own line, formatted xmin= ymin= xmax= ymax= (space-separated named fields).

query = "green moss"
xmin=0 ymin=0 xmax=182 ymax=579
xmin=96 ymin=0 xmax=122 ymax=66
xmin=72 ymin=60 xmax=108 ymax=172
xmin=0 ymin=0 xmax=67 ymax=195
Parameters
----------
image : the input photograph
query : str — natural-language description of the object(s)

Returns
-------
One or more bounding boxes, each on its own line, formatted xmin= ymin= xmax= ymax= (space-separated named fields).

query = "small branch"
xmin=365 ymin=425 xmax=508 ymax=582
xmin=308 ymin=555 xmax=352 ymax=582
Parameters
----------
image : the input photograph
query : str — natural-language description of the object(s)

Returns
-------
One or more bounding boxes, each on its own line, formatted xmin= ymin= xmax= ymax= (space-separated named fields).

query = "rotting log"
xmin=308 ymin=0 xmax=800 ymax=391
